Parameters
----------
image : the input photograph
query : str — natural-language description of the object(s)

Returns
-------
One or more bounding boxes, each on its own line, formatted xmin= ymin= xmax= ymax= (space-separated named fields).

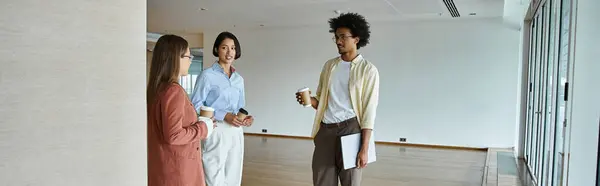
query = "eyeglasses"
xmin=182 ymin=55 xmax=194 ymax=60
xmin=332 ymin=35 xmax=354 ymax=42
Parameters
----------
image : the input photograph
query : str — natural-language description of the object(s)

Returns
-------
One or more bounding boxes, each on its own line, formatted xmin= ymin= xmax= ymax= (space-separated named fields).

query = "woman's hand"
xmin=243 ymin=116 xmax=254 ymax=127
xmin=224 ymin=113 xmax=244 ymax=127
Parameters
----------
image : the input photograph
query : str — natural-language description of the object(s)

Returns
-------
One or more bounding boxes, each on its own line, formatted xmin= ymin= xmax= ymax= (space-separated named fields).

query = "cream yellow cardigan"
xmin=311 ymin=54 xmax=380 ymax=137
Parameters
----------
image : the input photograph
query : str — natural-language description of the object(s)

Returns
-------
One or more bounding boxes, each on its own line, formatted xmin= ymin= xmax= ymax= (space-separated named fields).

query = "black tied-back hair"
xmin=328 ymin=12 xmax=371 ymax=49
xmin=212 ymin=31 xmax=242 ymax=59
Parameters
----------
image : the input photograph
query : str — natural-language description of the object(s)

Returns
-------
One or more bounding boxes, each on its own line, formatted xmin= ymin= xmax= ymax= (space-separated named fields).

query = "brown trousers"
xmin=312 ymin=117 xmax=362 ymax=186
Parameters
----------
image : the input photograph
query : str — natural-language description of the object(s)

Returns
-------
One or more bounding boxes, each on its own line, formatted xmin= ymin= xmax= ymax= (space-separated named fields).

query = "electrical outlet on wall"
xmin=399 ymin=137 xmax=407 ymax=142
xmin=262 ymin=129 xmax=267 ymax=133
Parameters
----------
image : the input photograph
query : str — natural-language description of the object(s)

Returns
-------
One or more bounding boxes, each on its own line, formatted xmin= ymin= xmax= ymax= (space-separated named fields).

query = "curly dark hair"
xmin=328 ymin=12 xmax=371 ymax=49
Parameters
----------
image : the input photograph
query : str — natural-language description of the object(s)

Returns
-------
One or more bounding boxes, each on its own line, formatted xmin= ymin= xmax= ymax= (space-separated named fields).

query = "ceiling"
xmin=147 ymin=0 xmax=506 ymax=34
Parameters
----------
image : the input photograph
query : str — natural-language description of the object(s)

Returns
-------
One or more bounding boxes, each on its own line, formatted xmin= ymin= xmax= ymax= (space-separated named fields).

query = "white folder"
xmin=340 ymin=132 xmax=376 ymax=170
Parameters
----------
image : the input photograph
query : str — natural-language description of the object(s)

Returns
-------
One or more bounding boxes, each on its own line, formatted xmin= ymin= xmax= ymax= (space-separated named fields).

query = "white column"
xmin=0 ymin=0 xmax=147 ymax=185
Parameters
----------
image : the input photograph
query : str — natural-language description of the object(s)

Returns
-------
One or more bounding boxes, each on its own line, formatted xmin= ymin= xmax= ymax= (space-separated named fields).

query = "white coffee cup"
xmin=199 ymin=106 xmax=215 ymax=118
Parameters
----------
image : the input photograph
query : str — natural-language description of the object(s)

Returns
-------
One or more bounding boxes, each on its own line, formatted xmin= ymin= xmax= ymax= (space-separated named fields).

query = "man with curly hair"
xmin=295 ymin=12 xmax=380 ymax=186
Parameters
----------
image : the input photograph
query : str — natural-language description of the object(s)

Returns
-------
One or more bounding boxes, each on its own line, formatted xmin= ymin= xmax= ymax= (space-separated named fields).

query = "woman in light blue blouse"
xmin=190 ymin=31 xmax=253 ymax=186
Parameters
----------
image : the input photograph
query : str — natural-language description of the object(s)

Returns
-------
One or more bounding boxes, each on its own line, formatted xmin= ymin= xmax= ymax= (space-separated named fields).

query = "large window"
xmin=179 ymin=54 xmax=203 ymax=95
xmin=523 ymin=0 xmax=574 ymax=185
xmin=179 ymin=74 xmax=199 ymax=95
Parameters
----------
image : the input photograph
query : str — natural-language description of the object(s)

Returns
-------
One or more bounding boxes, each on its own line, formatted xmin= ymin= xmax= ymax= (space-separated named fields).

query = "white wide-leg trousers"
xmin=202 ymin=121 xmax=244 ymax=186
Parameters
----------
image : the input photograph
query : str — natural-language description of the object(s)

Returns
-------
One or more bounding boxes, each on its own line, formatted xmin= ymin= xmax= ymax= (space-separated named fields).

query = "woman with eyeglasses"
xmin=190 ymin=31 xmax=254 ymax=186
xmin=147 ymin=34 xmax=215 ymax=186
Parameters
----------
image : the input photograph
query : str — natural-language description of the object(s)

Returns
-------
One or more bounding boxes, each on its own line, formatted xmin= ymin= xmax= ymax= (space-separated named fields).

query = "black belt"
xmin=320 ymin=117 xmax=358 ymax=128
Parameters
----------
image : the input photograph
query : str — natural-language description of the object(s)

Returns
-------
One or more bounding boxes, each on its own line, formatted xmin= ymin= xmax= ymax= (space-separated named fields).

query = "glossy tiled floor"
xmin=485 ymin=148 xmax=524 ymax=186
xmin=241 ymin=135 xmax=487 ymax=186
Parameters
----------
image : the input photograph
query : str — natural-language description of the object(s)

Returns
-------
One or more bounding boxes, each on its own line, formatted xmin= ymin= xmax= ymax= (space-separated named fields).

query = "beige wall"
xmin=202 ymin=18 xmax=521 ymax=148
xmin=147 ymin=32 xmax=204 ymax=47
xmin=0 ymin=0 xmax=147 ymax=185
xmin=181 ymin=33 xmax=204 ymax=48
xmin=147 ymin=41 xmax=155 ymax=83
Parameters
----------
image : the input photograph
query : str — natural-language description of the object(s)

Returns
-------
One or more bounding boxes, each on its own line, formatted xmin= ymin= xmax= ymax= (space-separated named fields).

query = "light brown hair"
xmin=146 ymin=34 xmax=189 ymax=105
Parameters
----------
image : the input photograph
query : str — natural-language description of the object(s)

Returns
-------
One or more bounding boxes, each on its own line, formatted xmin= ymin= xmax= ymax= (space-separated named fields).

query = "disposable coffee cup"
xmin=199 ymin=106 xmax=215 ymax=118
xmin=297 ymin=87 xmax=312 ymax=108
xmin=237 ymin=108 xmax=248 ymax=120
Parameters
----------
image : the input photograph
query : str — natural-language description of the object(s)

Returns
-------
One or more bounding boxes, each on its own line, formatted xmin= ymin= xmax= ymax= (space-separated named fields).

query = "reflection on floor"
xmin=241 ymin=135 xmax=487 ymax=186
xmin=516 ymin=157 xmax=536 ymax=186
xmin=485 ymin=148 xmax=524 ymax=186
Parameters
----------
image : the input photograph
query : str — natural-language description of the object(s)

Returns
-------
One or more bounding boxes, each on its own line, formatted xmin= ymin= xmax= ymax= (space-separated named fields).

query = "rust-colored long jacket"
xmin=147 ymin=83 xmax=208 ymax=186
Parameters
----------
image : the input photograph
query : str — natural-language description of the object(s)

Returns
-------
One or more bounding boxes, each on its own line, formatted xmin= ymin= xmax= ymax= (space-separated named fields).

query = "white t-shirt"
xmin=322 ymin=61 xmax=356 ymax=124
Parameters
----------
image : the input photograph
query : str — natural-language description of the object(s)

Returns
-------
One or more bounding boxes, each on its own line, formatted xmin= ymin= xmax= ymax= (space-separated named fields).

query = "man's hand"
xmin=356 ymin=150 xmax=368 ymax=168
xmin=224 ymin=113 xmax=244 ymax=127
xmin=357 ymin=129 xmax=372 ymax=169
xmin=295 ymin=91 xmax=318 ymax=110
xmin=243 ymin=115 xmax=254 ymax=127
xmin=295 ymin=91 xmax=311 ymax=105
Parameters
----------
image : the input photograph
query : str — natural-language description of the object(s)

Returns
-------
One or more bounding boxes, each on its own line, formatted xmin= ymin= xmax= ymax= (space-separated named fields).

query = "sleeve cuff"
xmin=197 ymin=117 xmax=214 ymax=138
xmin=360 ymin=122 xmax=374 ymax=130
